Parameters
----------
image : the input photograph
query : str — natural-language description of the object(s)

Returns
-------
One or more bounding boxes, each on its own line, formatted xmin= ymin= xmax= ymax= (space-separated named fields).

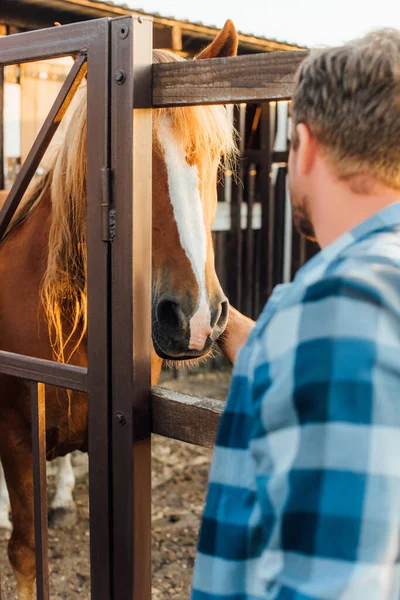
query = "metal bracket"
xmin=101 ymin=166 xmax=115 ymax=242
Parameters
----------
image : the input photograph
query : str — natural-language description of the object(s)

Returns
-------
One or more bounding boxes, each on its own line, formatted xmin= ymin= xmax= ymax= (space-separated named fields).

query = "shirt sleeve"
xmin=249 ymin=270 xmax=400 ymax=600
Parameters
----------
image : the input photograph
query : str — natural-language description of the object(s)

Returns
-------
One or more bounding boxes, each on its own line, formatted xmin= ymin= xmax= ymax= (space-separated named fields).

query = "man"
xmin=192 ymin=29 xmax=400 ymax=599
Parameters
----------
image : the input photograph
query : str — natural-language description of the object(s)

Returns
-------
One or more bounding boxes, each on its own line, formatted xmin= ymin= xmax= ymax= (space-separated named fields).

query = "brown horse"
xmin=0 ymin=20 xmax=238 ymax=599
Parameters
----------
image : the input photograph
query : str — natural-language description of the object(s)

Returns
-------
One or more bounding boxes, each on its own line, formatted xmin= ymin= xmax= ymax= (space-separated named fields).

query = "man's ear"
xmin=196 ymin=20 xmax=238 ymax=59
xmin=295 ymin=123 xmax=317 ymax=175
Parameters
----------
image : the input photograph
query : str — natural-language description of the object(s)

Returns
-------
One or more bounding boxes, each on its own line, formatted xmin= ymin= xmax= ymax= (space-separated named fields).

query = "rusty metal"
xmin=31 ymin=382 xmax=49 ymax=600
xmin=0 ymin=53 xmax=87 ymax=241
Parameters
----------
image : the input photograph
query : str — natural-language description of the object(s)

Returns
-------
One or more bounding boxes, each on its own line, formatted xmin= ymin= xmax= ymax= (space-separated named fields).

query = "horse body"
xmin=0 ymin=20 xmax=238 ymax=598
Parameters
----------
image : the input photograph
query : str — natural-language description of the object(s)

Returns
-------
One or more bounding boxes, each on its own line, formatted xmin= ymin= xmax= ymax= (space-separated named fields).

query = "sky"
xmin=127 ymin=0 xmax=400 ymax=47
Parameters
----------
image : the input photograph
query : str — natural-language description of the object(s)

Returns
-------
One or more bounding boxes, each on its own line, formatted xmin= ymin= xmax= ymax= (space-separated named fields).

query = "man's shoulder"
xmin=324 ymin=227 xmax=400 ymax=303
xmin=250 ymin=228 xmax=400 ymax=356
xmin=333 ymin=226 xmax=400 ymax=270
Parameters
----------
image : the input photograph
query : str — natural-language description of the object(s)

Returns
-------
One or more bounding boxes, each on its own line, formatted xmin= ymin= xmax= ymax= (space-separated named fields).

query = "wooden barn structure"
xmin=0 ymin=1 xmax=316 ymax=319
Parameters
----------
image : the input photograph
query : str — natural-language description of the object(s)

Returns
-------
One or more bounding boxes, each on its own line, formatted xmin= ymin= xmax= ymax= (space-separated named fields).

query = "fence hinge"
xmin=101 ymin=167 xmax=115 ymax=242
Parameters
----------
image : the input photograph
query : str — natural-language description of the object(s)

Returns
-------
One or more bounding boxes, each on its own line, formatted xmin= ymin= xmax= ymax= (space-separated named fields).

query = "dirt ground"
xmin=0 ymin=366 xmax=232 ymax=599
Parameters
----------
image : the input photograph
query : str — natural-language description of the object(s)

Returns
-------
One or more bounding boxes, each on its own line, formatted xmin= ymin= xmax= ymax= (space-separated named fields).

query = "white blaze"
xmin=158 ymin=118 xmax=212 ymax=351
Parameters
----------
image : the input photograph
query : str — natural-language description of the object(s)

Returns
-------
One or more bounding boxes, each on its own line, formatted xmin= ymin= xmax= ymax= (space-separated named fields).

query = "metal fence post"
xmin=110 ymin=16 xmax=153 ymax=600
xmin=86 ymin=18 xmax=113 ymax=600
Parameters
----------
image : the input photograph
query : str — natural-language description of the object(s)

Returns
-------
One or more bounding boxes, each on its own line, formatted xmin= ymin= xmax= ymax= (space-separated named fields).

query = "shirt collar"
xmin=295 ymin=201 xmax=400 ymax=286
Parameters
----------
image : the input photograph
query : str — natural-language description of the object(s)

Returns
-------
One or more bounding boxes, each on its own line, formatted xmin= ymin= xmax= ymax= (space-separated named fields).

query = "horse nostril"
xmin=216 ymin=300 xmax=229 ymax=331
xmin=156 ymin=298 xmax=185 ymax=334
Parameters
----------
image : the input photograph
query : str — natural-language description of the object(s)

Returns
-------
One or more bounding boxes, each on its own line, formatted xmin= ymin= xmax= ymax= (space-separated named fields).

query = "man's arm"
xmin=218 ymin=305 xmax=255 ymax=364
xmin=250 ymin=273 xmax=400 ymax=599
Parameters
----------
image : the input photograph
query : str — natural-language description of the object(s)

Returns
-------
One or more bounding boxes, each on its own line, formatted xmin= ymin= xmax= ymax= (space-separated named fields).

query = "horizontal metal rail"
xmin=151 ymin=386 xmax=224 ymax=448
xmin=0 ymin=18 xmax=109 ymax=65
xmin=0 ymin=350 xmax=88 ymax=391
xmin=152 ymin=50 xmax=307 ymax=107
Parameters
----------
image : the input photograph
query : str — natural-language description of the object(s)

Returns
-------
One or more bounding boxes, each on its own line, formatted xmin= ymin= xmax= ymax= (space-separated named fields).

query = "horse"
xmin=0 ymin=20 xmax=238 ymax=599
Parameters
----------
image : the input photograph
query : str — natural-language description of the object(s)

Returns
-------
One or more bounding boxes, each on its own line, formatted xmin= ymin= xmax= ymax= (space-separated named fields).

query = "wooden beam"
xmin=151 ymin=386 xmax=224 ymax=448
xmin=171 ymin=24 xmax=182 ymax=51
xmin=152 ymin=50 xmax=307 ymax=106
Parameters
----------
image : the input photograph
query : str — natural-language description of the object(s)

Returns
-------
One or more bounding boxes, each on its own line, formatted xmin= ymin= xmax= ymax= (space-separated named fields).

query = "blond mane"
xmin=22 ymin=50 xmax=236 ymax=363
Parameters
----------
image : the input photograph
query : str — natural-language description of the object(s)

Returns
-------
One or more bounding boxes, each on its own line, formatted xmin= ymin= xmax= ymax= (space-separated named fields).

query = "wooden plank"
xmin=0 ymin=350 xmax=87 ymax=390
xmin=152 ymin=51 xmax=307 ymax=107
xmin=152 ymin=386 xmax=224 ymax=448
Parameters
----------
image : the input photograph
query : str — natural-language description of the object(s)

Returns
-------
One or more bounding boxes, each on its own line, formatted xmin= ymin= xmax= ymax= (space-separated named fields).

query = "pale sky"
xmin=127 ymin=0 xmax=400 ymax=47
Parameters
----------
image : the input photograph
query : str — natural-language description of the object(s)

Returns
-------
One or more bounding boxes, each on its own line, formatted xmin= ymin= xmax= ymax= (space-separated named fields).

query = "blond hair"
xmin=291 ymin=29 xmax=400 ymax=188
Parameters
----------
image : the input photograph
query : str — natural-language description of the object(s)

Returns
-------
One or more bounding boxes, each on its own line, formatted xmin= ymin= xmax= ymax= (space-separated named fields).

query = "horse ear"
xmin=196 ymin=20 xmax=238 ymax=59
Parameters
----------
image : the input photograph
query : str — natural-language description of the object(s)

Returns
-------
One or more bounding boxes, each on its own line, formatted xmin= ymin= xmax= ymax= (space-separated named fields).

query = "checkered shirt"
xmin=191 ymin=202 xmax=400 ymax=600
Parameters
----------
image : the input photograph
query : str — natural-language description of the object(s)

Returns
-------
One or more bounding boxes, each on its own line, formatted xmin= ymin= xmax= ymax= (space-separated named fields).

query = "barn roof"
xmin=1 ymin=0 xmax=307 ymax=53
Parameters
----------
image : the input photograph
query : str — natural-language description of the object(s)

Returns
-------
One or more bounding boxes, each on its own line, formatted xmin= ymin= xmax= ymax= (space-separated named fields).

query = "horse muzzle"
xmin=152 ymin=293 xmax=228 ymax=360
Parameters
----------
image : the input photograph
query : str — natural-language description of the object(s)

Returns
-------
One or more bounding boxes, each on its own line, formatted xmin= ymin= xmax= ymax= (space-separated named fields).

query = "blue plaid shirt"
xmin=192 ymin=202 xmax=400 ymax=600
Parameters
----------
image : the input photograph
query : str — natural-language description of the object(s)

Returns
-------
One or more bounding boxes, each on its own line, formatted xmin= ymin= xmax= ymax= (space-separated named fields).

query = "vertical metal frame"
xmin=110 ymin=16 xmax=153 ymax=600
xmin=86 ymin=18 xmax=113 ymax=600
xmin=31 ymin=383 xmax=49 ymax=600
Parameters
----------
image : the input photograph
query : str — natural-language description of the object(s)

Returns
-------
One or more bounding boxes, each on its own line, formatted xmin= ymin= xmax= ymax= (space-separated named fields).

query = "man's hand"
xmin=219 ymin=305 xmax=255 ymax=364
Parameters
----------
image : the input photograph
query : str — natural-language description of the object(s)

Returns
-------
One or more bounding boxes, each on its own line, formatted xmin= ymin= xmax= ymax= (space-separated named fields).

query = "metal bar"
xmin=85 ymin=18 xmax=113 ymax=600
xmin=273 ymin=167 xmax=287 ymax=287
xmin=151 ymin=387 xmax=224 ymax=448
xmin=283 ymin=175 xmax=293 ymax=283
xmin=245 ymin=162 xmax=256 ymax=317
xmin=0 ymin=350 xmax=88 ymax=390
xmin=110 ymin=16 xmax=153 ymax=599
xmin=0 ymin=54 xmax=87 ymax=240
xmin=229 ymin=104 xmax=245 ymax=310
xmin=0 ymin=19 xmax=110 ymax=65
xmin=31 ymin=382 xmax=49 ymax=600
xmin=258 ymin=102 xmax=273 ymax=303
xmin=152 ymin=51 xmax=307 ymax=107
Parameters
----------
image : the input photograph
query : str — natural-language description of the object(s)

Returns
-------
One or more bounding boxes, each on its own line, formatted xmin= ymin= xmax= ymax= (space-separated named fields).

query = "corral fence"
xmin=0 ymin=16 xmax=308 ymax=599
xmin=213 ymin=101 xmax=318 ymax=321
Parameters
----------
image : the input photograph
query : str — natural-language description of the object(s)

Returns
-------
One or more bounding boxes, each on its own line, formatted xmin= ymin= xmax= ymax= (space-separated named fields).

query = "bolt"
xmin=119 ymin=26 xmax=129 ymax=39
xmin=115 ymin=70 xmax=126 ymax=85
xmin=116 ymin=411 xmax=127 ymax=426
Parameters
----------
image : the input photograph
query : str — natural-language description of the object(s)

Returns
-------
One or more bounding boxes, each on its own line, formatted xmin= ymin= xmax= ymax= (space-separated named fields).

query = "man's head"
xmin=288 ymin=29 xmax=400 ymax=244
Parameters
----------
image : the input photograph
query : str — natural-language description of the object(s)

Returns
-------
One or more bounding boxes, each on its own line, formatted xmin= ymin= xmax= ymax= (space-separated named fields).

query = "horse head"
xmin=151 ymin=20 xmax=238 ymax=360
